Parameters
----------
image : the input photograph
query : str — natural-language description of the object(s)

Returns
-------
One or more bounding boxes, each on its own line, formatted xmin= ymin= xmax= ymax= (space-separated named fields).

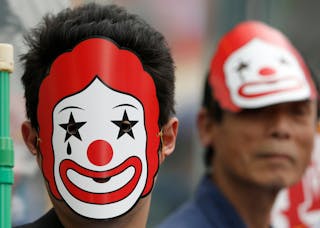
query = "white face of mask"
xmin=224 ymin=38 xmax=311 ymax=109
xmin=52 ymin=78 xmax=148 ymax=219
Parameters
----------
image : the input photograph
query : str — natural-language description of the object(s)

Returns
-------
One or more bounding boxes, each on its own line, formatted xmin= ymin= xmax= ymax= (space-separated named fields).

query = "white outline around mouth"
xmin=67 ymin=166 xmax=135 ymax=193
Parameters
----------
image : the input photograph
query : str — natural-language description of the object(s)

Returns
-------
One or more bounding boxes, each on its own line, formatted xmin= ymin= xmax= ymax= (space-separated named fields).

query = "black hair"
xmin=308 ymin=64 xmax=320 ymax=117
xmin=201 ymin=72 xmax=223 ymax=167
xmin=21 ymin=3 xmax=175 ymax=130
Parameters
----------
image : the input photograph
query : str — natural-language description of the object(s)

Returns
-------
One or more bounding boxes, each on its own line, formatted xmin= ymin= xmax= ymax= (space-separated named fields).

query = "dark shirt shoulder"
xmin=158 ymin=175 xmax=247 ymax=228
xmin=158 ymin=200 xmax=212 ymax=228
xmin=14 ymin=208 xmax=64 ymax=228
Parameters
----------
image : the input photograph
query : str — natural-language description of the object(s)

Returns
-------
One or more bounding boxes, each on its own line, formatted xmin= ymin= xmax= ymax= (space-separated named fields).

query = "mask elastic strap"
xmin=158 ymin=128 xmax=164 ymax=149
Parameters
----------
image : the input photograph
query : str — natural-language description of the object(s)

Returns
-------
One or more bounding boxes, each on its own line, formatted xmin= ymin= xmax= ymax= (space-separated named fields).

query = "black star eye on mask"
xmin=59 ymin=112 xmax=87 ymax=141
xmin=112 ymin=110 xmax=138 ymax=139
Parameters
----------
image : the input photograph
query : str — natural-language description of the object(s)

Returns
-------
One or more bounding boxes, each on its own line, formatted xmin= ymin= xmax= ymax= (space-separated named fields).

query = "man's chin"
xmin=49 ymin=196 xmax=123 ymax=225
xmin=258 ymin=174 xmax=301 ymax=192
xmin=48 ymin=191 xmax=151 ymax=227
xmin=264 ymin=180 xmax=287 ymax=192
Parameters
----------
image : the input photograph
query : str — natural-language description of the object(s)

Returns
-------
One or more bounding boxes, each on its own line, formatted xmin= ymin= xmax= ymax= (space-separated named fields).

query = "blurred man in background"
xmin=17 ymin=3 xmax=178 ymax=227
xmin=160 ymin=21 xmax=318 ymax=228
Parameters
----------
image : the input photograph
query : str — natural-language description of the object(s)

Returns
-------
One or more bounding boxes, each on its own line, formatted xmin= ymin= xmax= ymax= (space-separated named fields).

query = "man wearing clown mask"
xmin=160 ymin=21 xmax=318 ymax=228
xmin=18 ymin=3 xmax=178 ymax=228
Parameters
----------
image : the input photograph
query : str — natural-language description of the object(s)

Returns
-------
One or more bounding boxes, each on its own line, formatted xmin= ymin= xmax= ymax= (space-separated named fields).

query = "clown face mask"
xmin=224 ymin=38 xmax=311 ymax=108
xmin=210 ymin=21 xmax=316 ymax=112
xmin=37 ymin=38 xmax=160 ymax=219
xmin=53 ymin=78 xmax=147 ymax=218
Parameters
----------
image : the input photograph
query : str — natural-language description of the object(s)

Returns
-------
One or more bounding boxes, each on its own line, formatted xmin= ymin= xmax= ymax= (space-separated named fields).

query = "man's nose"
xmin=268 ymin=111 xmax=291 ymax=139
xmin=87 ymin=140 xmax=113 ymax=166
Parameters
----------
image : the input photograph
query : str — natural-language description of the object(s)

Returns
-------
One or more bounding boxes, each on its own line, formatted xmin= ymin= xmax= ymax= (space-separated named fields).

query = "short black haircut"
xmin=21 ymin=3 xmax=175 ymax=130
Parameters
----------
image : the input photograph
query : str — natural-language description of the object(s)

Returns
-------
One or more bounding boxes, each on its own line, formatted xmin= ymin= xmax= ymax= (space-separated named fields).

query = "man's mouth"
xmin=238 ymin=76 xmax=304 ymax=98
xmin=59 ymin=156 xmax=142 ymax=204
xmin=256 ymin=146 xmax=297 ymax=164
xmin=93 ymin=177 xmax=111 ymax=183
xmin=258 ymin=153 xmax=293 ymax=162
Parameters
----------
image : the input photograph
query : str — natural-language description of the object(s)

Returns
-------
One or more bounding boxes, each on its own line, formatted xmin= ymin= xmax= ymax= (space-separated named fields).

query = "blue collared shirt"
xmin=158 ymin=175 xmax=247 ymax=228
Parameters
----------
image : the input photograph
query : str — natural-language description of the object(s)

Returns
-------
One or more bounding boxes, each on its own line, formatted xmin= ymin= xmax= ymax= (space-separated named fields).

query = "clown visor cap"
xmin=209 ymin=21 xmax=317 ymax=112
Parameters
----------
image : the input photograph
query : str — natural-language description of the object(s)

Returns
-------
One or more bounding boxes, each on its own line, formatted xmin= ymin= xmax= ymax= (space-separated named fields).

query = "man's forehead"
xmin=239 ymin=99 xmax=315 ymax=112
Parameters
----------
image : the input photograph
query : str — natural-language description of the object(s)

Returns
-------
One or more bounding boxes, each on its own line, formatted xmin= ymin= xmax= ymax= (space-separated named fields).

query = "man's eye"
xmin=111 ymin=110 xmax=138 ymax=139
xmin=291 ymin=106 xmax=307 ymax=116
xmin=121 ymin=121 xmax=132 ymax=133
xmin=59 ymin=112 xmax=86 ymax=142
xmin=67 ymin=123 xmax=79 ymax=135
xmin=290 ymin=101 xmax=312 ymax=117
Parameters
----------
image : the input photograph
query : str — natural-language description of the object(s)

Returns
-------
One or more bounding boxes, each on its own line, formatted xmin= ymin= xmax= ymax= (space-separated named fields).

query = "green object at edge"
xmin=0 ymin=69 xmax=14 ymax=228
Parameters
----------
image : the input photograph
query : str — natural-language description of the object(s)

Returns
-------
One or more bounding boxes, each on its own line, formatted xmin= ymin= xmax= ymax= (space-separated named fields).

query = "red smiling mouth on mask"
xmin=238 ymin=76 xmax=304 ymax=98
xmin=59 ymin=156 xmax=142 ymax=205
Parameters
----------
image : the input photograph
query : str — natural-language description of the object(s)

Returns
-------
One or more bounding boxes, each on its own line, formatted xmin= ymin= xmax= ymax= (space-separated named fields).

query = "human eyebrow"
xmin=112 ymin=104 xmax=137 ymax=109
xmin=59 ymin=106 xmax=84 ymax=113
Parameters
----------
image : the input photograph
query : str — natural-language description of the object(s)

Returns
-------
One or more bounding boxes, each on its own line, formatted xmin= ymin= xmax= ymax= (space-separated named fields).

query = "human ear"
xmin=21 ymin=121 xmax=39 ymax=156
xmin=197 ymin=108 xmax=215 ymax=147
xmin=159 ymin=117 xmax=179 ymax=164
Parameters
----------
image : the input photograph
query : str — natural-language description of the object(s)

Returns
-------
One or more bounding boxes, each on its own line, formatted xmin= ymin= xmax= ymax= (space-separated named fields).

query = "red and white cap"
xmin=209 ymin=21 xmax=317 ymax=112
